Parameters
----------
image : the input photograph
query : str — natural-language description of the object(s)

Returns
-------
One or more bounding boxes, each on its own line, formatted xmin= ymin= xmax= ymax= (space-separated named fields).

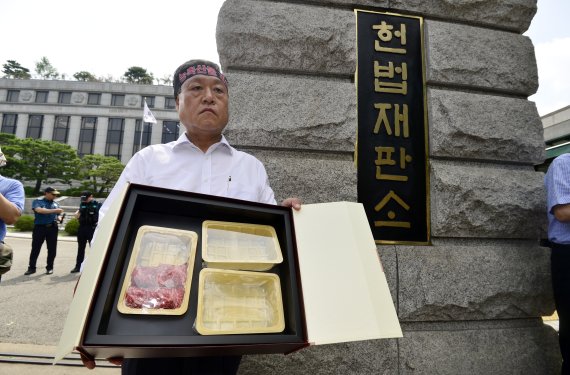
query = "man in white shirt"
xmin=82 ymin=59 xmax=301 ymax=374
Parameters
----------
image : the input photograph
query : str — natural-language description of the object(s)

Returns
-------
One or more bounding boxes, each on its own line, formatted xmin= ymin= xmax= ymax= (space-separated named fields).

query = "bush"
xmin=14 ymin=215 xmax=34 ymax=231
xmin=65 ymin=218 xmax=80 ymax=236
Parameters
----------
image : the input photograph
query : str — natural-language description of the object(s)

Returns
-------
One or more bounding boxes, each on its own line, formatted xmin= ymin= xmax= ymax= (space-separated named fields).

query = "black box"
xmin=82 ymin=184 xmax=308 ymax=359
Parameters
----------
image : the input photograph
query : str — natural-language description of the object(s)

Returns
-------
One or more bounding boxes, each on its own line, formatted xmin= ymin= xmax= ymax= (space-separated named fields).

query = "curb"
xmin=6 ymin=231 xmax=77 ymax=242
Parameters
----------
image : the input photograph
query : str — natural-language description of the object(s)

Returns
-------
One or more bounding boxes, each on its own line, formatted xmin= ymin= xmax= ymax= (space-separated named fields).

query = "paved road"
xmin=0 ymin=233 xmax=120 ymax=374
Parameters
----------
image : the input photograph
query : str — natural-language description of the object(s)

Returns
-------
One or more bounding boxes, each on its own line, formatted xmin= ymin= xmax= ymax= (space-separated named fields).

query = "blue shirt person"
xmin=25 ymin=187 xmax=64 ymax=275
xmin=544 ymin=153 xmax=570 ymax=374
xmin=0 ymin=147 xmax=25 ymax=281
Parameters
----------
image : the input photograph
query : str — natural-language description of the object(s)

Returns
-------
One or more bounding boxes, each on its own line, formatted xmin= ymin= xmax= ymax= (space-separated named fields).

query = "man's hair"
xmin=173 ymin=59 xmax=228 ymax=100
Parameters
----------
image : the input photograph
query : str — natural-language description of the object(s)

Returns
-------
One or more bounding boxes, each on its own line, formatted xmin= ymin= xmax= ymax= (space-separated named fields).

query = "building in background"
xmin=0 ymin=78 xmax=180 ymax=164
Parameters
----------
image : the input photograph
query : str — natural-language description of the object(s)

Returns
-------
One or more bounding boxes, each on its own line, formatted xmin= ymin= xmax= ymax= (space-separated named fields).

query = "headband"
xmin=177 ymin=64 xmax=228 ymax=92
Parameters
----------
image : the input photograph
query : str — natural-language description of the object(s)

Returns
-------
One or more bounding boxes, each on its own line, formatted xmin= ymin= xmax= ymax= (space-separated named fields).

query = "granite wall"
xmin=216 ymin=0 xmax=561 ymax=373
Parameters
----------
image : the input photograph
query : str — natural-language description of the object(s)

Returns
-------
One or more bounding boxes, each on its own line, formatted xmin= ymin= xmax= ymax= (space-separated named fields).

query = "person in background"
xmin=545 ymin=153 xmax=570 ymax=375
xmin=24 ymin=187 xmax=63 ymax=275
xmin=71 ymin=191 xmax=101 ymax=273
xmin=0 ymin=147 xmax=25 ymax=282
xmin=80 ymin=59 xmax=301 ymax=374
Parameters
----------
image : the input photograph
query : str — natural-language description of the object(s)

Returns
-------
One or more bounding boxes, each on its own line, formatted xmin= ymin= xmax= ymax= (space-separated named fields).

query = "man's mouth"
xmin=201 ymin=108 xmax=216 ymax=115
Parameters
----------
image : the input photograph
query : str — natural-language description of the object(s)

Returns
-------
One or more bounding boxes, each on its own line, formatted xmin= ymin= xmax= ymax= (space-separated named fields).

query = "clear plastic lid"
xmin=195 ymin=268 xmax=285 ymax=335
xmin=117 ymin=226 xmax=198 ymax=315
xmin=202 ymin=221 xmax=283 ymax=271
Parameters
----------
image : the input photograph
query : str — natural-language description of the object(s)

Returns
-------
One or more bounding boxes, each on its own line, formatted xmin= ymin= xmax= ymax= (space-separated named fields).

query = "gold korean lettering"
xmin=373 ymin=190 xmax=411 ymax=228
xmin=374 ymin=60 xmax=407 ymax=95
xmin=375 ymin=146 xmax=413 ymax=181
xmin=373 ymin=103 xmax=409 ymax=137
xmin=372 ymin=21 xmax=407 ymax=54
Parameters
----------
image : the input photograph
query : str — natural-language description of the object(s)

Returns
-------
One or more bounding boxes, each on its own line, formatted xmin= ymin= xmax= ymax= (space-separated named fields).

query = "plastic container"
xmin=117 ymin=226 xmax=198 ymax=315
xmin=195 ymin=268 xmax=285 ymax=335
xmin=202 ymin=220 xmax=283 ymax=271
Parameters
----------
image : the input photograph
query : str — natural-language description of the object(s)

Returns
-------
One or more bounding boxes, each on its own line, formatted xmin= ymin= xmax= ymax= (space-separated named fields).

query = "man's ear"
xmin=175 ymin=97 xmax=179 ymax=110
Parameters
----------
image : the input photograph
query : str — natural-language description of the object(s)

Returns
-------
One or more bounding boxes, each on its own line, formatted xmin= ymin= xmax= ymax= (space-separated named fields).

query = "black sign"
xmin=355 ymin=9 xmax=430 ymax=244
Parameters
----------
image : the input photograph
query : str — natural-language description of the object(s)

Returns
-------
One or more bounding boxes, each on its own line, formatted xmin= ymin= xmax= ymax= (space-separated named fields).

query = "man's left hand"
xmin=281 ymin=197 xmax=302 ymax=211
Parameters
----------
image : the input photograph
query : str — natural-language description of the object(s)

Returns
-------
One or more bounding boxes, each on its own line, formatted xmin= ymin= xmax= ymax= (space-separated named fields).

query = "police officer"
xmin=71 ymin=191 xmax=101 ymax=273
xmin=25 ymin=187 xmax=63 ymax=275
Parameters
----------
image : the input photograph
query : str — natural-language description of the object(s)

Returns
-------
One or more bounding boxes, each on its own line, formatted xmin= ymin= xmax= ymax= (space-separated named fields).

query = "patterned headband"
xmin=177 ymin=64 xmax=228 ymax=93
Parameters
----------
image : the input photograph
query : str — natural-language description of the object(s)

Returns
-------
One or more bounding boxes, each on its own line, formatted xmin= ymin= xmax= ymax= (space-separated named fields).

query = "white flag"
xmin=143 ymin=100 xmax=157 ymax=124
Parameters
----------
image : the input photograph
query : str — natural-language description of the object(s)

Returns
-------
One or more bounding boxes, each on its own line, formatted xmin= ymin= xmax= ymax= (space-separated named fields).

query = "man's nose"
xmin=202 ymin=87 xmax=214 ymax=103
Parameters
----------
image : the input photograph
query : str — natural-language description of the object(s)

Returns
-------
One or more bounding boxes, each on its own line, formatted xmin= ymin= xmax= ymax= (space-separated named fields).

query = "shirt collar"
xmin=174 ymin=133 xmax=234 ymax=155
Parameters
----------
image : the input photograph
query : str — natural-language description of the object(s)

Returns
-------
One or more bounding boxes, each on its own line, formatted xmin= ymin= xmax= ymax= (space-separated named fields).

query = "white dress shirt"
xmin=98 ymin=133 xmax=276 ymax=223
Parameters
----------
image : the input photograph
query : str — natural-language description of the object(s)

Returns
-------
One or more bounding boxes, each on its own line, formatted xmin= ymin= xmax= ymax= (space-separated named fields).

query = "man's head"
xmin=80 ymin=191 xmax=93 ymax=203
xmin=44 ymin=187 xmax=60 ymax=199
xmin=81 ymin=190 xmax=93 ymax=202
xmin=173 ymin=60 xmax=229 ymax=141
xmin=173 ymin=60 xmax=228 ymax=100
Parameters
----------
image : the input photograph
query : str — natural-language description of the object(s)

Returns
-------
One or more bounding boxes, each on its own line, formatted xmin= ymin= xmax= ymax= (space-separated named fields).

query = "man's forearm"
xmin=0 ymin=193 xmax=21 ymax=224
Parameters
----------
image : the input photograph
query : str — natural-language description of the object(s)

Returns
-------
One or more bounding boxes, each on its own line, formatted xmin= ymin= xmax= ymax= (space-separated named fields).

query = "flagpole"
xmin=139 ymin=100 xmax=145 ymax=153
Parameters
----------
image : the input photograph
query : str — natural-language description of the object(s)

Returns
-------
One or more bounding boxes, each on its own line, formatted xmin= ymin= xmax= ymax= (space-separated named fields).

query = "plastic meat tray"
xmin=117 ymin=226 xmax=198 ymax=315
xmin=195 ymin=268 xmax=285 ymax=335
xmin=202 ymin=220 xmax=283 ymax=271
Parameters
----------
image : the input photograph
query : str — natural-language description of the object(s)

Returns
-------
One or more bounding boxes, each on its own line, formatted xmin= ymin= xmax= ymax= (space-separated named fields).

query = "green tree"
xmin=35 ymin=56 xmax=59 ymax=79
xmin=123 ymin=66 xmax=154 ymax=84
xmin=73 ymin=71 xmax=98 ymax=82
xmin=160 ymin=74 xmax=173 ymax=85
xmin=12 ymin=138 xmax=80 ymax=194
xmin=2 ymin=60 xmax=31 ymax=79
xmin=0 ymin=133 xmax=25 ymax=179
xmin=79 ymin=154 xmax=124 ymax=195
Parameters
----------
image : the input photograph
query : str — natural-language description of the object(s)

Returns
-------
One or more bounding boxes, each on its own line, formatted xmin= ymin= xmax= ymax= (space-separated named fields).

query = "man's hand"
xmin=281 ymin=197 xmax=302 ymax=211
xmin=78 ymin=348 xmax=122 ymax=369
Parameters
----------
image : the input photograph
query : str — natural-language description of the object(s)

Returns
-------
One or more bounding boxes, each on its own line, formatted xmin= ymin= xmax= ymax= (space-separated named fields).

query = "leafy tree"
xmin=11 ymin=138 xmax=80 ymax=194
xmin=160 ymin=74 xmax=173 ymax=85
xmin=0 ymin=133 xmax=24 ymax=178
xmin=2 ymin=60 xmax=31 ymax=79
xmin=79 ymin=154 xmax=124 ymax=195
xmin=73 ymin=71 xmax=98 ymax=82
xmin=35 ymin=56 xmax=59 ymax=79
xmin=123 ymin=66 xmax=154 ymax=84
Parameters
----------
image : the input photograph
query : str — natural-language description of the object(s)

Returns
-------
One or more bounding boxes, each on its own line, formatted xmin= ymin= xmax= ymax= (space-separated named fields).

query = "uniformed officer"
xmin=25 ymin=187 xmax=64 ymax=275
xmin=71 ymin=191 xmax=101 ymax=273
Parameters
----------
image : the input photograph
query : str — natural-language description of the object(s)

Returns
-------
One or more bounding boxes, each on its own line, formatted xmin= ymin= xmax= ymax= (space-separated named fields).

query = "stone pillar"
xmin=42 ymin=115 xmax=55 ymax=141
xmin=216 ymin=0 xmax=561 ymax=374
xmin=123 ymin=118 xmax=137 ymax=164
xmin=68 ymin=116 xmax=82 ymax=149
xmin=94 ymin=117 xmax=108 ymax=155
xmin=15 ymin=113 xmax=28 ymax=139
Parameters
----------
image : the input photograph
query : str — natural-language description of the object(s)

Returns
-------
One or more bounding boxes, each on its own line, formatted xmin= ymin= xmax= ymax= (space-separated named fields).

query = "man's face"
xmin=175 ymin=75 xmax=229 ymax=138
xmin=45 ymin=192 xmax=57 ymax=200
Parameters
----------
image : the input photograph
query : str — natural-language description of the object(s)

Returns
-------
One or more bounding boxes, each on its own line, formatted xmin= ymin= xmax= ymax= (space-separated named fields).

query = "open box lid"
xmin=55 ymin=183 xmax=129 ymax=363
xmin=292 ymin=201 xmax=402 ymax=345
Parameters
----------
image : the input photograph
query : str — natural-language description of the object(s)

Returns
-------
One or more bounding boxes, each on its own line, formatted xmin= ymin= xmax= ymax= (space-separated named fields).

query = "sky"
xmin=1 ymin=0 xmax=568 ymax=116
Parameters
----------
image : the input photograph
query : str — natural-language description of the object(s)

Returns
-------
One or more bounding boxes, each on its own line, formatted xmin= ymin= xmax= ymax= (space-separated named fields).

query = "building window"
xmin=1 ymin=114 xmax=17 ymax=134
xmin=53 ymin=116 xmax=70 ymax=143
xmin=106 ymin=118 xmax=124 ymax=160
xmin=87 ymin=93 xmax=101 ymax=105
xmin=111 ymin=94 xmax=125 ymax=106
xmin=164 ymin=97 xmax=176 ymax=109
xmin=27 ymin=115 xmax=44 ymax=139
xmin=35 ymin=91 xmax=49 ymax=103
xmin=141 ymin=96 xmax=155 ymax=108
xmin=58 ymin=92 xmax=72 ymax=104
xmin=133 ymin=120 xmax=152 ymax=154
xmin=6 ymin=90 xmax=20 ymax=102
xmin=162 ymin=121 xmax=179 ymax=143
xmin=78 ymin=117 xmax=97 ymax=156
